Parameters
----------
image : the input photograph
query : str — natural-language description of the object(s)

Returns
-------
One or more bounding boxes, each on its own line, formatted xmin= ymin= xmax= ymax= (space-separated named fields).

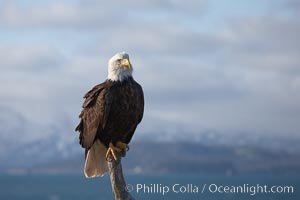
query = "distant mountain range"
xmin=1 ymin=106 xmax=300 ymax=175
xmin=3 ymin=140 xmax=300 ymax=176
xmin=123 ymin=141 xmax=300 ymax=175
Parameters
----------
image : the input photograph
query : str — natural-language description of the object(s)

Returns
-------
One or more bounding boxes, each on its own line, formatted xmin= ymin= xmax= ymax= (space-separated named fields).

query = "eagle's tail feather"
xmin=84 ymin=140 xmax=108 ymax=178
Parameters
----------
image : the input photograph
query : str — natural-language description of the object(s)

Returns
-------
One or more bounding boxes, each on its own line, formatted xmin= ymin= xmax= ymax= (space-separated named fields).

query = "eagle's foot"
xmin=116 ymin=141 xmax=129 ymax=153
xmin=106 ymin=141 xmax=128 ymax=161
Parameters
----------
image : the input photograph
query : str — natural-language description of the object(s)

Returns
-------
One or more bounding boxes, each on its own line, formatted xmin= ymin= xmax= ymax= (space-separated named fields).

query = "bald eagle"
xmin=75 ymin=52 xmax=144 ymax=178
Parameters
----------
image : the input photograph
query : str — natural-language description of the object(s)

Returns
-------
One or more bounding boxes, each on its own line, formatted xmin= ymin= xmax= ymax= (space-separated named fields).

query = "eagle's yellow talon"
xmin=106 ymin=141 xmax=129 ymax=161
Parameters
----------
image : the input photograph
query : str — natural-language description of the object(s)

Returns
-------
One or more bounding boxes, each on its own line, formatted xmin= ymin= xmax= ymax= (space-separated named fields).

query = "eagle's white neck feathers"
xmin=107 ymin=52 xmax=133 ymax=82
xmin=108 ymin=66 xmax=132 ymax=82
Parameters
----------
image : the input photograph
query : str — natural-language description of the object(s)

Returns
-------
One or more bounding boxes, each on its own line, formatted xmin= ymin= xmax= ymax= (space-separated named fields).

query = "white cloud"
xmin=0 ymin=0 xmax=207 ymax=30
xmin=0 ymin=1 xmax=113 ymax=29
xmin=0 ymin=45 xmax=65 ymax=71
xmin=0 ymin=0 xmax=299 ymax=139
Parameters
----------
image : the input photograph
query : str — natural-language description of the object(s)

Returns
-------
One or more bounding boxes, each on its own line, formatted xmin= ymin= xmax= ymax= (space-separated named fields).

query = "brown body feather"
xmin=75 ymin=77 xmax=144 ymax=150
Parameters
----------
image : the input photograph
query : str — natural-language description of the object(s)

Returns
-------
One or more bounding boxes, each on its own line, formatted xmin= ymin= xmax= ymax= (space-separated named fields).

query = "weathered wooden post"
xmin=107 ymin=154 xmax=135 ymax=200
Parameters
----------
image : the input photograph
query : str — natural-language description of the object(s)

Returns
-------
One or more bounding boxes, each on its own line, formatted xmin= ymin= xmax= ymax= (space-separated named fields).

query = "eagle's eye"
xmin=116 ymin=59 xmax=122 ymax=65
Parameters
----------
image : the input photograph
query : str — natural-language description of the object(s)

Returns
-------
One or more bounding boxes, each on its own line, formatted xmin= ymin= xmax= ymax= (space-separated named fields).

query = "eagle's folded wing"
xmin=75 ymin=82 xmax=113 ymax=149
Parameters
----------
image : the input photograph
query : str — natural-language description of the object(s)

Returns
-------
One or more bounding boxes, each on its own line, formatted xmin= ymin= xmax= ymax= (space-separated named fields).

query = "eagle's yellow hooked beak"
xmin=121 ymin=58 xmax=131 ymax=69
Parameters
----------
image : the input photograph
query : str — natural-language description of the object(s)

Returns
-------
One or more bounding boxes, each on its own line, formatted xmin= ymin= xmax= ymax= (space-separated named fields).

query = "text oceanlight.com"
xmin=126 ymin=183 xmax=294 ymax=196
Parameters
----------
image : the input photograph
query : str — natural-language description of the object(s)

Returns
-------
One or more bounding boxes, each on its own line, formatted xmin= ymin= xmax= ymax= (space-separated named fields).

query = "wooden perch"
xmin=107 ymin=154 xmax=135 ymax=200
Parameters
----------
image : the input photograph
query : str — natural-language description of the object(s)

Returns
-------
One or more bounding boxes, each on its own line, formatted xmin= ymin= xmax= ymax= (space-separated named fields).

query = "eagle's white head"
xmin=107 ymin=52 xmax=133 ymax=82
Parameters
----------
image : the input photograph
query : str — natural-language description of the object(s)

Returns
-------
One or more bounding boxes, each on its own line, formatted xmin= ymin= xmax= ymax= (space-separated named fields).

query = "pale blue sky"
xmin=0 ymin=0 xmax=300 ymax=145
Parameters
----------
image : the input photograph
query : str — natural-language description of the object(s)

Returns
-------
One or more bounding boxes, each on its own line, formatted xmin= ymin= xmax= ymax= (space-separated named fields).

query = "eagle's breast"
xmin=98 ymin=77 xmax=144 ymax=146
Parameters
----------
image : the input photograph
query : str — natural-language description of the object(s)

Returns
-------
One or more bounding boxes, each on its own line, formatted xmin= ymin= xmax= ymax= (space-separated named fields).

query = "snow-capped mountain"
xmin=1 ymin=106 xmax=300 ymax=174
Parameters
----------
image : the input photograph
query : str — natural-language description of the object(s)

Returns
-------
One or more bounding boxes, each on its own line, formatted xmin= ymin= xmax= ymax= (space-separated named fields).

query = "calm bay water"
xmin=0 ymin=174 xmax=299 ymax=200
